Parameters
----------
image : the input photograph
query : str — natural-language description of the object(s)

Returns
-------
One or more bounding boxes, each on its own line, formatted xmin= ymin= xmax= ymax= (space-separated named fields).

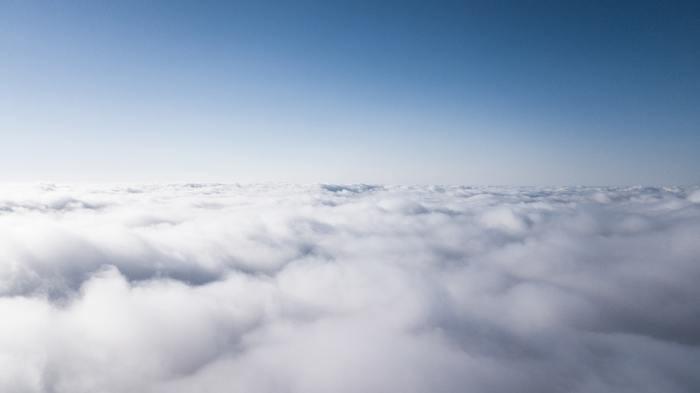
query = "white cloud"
xmin=0 ymin=183 xmax=699 ymax=392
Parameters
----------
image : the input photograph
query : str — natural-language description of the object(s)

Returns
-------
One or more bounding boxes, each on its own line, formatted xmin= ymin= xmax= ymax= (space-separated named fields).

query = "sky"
xmin=1 ymin=0 xmax=699 ymax=185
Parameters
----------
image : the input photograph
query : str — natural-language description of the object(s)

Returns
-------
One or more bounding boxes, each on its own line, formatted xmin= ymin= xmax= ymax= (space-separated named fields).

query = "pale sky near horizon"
xmin=1 ymin=0 xmax=699 ymax=185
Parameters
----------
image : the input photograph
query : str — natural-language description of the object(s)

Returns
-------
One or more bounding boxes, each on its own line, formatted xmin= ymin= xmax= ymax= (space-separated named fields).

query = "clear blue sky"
xmin=2 ymin=0 xmax=698 ymax=184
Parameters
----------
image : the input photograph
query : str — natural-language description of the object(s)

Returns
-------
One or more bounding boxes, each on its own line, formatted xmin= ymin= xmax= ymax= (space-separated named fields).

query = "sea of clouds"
xmin=1 ymin=183 xmax=699 ymax=393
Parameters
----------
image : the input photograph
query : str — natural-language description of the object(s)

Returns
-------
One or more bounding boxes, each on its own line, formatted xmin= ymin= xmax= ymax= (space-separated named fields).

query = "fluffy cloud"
xmin=0 ymin=183 xmax=699 ymax=392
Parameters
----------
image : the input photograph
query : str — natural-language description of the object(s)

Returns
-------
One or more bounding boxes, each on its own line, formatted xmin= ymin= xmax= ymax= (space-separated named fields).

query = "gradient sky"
xmin=1 ymin=0 xmax=699 ymax=184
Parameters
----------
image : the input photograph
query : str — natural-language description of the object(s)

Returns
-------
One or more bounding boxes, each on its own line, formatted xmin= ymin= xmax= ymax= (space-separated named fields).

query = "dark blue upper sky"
xmin=2 ymin=0 xmax=699 ymax=184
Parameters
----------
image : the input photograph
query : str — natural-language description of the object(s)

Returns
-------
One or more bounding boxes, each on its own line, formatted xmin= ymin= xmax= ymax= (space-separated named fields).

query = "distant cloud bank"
xmin=1 ymin=184 xmax=699 ymax=392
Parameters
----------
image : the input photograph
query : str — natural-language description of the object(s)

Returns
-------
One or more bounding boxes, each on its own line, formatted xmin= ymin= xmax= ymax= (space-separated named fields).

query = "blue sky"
xmin=1 ymin=0 xmax=698 ymax=184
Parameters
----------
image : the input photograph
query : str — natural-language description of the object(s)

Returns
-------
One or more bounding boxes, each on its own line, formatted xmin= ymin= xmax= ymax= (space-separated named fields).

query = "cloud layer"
xmin=1 ymin=183 xmax=699 ymax=392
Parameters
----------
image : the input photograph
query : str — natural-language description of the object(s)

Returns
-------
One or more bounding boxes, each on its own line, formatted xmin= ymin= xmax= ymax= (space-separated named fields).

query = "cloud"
xmin=0 ymin=183 xmax=699 ymax=392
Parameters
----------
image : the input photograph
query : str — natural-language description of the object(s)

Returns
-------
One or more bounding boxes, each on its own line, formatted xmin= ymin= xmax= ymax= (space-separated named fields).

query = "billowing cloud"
xmin=1 ymin=183 xmax=699 ymax=392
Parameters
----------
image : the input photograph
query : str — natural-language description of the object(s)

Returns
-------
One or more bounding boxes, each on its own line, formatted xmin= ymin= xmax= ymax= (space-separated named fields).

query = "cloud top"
xmin=1 ymin=183 xmax=699 ymax=392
